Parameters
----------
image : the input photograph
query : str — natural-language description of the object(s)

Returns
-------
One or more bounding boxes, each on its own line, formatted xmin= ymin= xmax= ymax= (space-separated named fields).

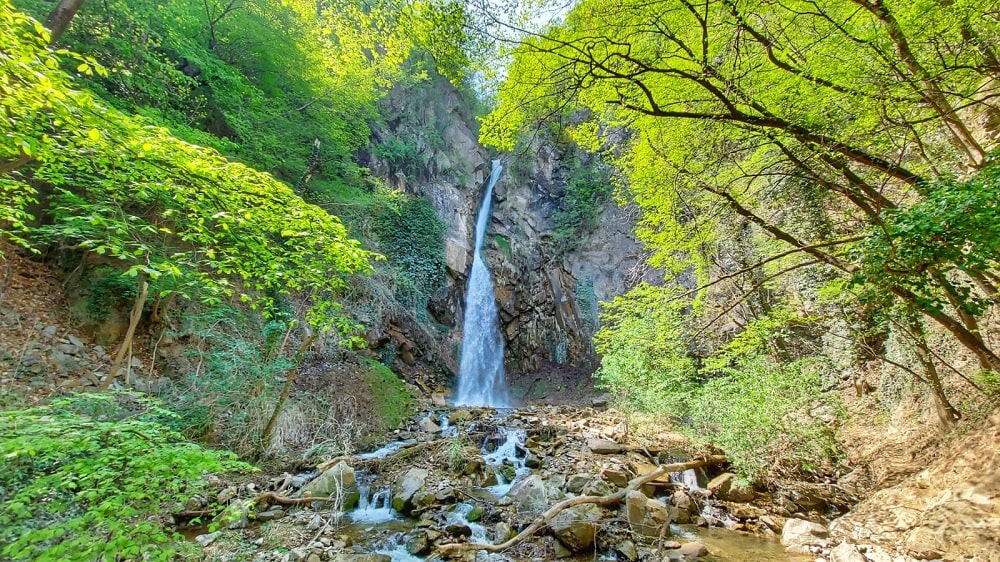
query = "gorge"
xmin=1 ymin=0 xmax=999 ymax=561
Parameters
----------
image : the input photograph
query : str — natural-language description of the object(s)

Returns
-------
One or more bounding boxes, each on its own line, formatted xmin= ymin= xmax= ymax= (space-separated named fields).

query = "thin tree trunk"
xmin=260 ymin=331 xmax=316 ymax=451
xmin=100 ymin=272 xmax=148 ymax=391
xmin=906 ymin=309 xmax=961 ymax=426
xmin=45 ymin=0 xmax=87 ymax=44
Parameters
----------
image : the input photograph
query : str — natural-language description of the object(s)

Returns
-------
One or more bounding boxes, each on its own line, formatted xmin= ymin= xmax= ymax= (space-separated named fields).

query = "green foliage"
xmin=82 ymin=267 xmax=137 ymax=322
xmin=593 ymin=283 xmax=698 ymax=416
xmin=550 ymin=156 xmax=613 ymax=254
xmin=0 ymin=392 xmax=254 ymax=561
xmin=595 ymin=284 xmax=838 ymax=482
xmin=858 ymin=161 xmax=1000 ymax=316
xmin=494 ymin=234 xmax=512 ymax=258
xmin=446 ymin=436 xmax=469 ymax=472
xmin=689 ymin=356 xmax=838 ymax=483
xmin=0 ymin=5 xmax=373 ymax=335
xmin=369 ymin=192 xmax=448 ymax=311
xmin=362 ymin=358 xmax=416 ymax=430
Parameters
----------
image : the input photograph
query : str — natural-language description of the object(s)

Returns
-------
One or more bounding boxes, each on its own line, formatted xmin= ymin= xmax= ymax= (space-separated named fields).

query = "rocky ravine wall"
xmin=362 ymin=76 xmax=655 ymax=375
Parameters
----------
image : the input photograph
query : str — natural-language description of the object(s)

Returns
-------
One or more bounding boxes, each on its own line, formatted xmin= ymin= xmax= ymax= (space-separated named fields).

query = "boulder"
xmin=566 ymin=474 xmax=592 ymax=494
xmin=391 ymin=468 xmax=429 ymax=514
xmin=493 ymin=521 xmax=512 ymax=544
xmin=829 ymin=542 xmax=866 ymax=562
xmin=615 ymin=540 xmax=638 ymax=561
xmin=510 ymin=475 xmax=549 ymax=515
xmin=603 ymin=468 xmax=629 ymax=488
xmin=706 ymin=472 xmax=754 ymax=502
xmin=195 ymin=532 xmax=220 ymax=547
xmin=780 ymin=518 xmax=829 ymax=553
xmin=299 ymin=461 xmax=360 ymax=510
xmin=625 ymin=490 xmax=671 ymax=537
xmin=418 ymin=416 xmax=441 ymax=433
xmin=587 ymin=438 xmax=624 ymax=454
xmin=678 ymin=542 xmax=709 ymax=557
xmin=550 ymin=504 xmax=603 ymax=552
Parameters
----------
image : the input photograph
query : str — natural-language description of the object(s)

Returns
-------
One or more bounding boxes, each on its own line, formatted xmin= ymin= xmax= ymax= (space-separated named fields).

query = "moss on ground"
xmin=361 ymin=358 xmax=416 ymax=430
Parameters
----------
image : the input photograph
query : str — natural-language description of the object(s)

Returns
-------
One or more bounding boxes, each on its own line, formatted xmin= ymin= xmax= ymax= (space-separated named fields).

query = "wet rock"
xmin=678 ymin=542 xmax=708 ymax=557
xmin=550 ymin=504 xmax=602 ymax=552
xmin=196 ymin=532 xmax=221 ymax=547
xmin=300 ymin=461 xmax=360 ymax=510
xmin=329 ymin=555 xmax=391 ymax=562
xmin=407 ymin=533 xmax=430 ymax=555
xmin=706 ymin=472 xmax=754 ymax=502
xmin=586 ymin=438 xmax=623 ymax=454
xmin=446 ymin=523 xmax=472 ymax=537
xmin=829 ymin=542 xmax=866 ymax=562
xmin=510 ymin=475 xmax=548 ymax=515
xmin=493 ymin=522 xmax=512 ymax=544
xmin=780 ymin=518 xmax=829 ymax=553
xmin=449 ymin=408 xmax=473 ymax=424
xmin=525 ymin=451 xmax=542 ymax=468
xmin=392 ymin=468 xmax=429 ymax=514
xmin=625 ymin=490 xmax=671 ymax=538
xmin=418 ymin=416 xmax=441 ymax=433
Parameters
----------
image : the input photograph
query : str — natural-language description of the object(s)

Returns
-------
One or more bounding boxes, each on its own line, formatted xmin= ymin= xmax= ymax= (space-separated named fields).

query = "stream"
xmin=335 ymin=409 xmax=811 ymax=562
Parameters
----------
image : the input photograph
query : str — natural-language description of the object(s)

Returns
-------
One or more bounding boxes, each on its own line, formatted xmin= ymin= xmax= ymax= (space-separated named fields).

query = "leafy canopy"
xmin=1 ymin=1 xmax=373 ymax=331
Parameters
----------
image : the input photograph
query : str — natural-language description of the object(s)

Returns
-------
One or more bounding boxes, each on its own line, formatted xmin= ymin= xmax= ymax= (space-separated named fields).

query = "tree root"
xmin=435 ymin=455 xmax=727 ymax=556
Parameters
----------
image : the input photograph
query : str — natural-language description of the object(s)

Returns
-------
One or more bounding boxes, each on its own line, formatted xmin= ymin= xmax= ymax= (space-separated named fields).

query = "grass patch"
xmin=361 ymin=358 xmax=416 ymax=430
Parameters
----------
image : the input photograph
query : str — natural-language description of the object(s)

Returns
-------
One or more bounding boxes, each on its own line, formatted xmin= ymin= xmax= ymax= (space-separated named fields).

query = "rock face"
xmin=625 ymin=490 xmax=671 ymax=538
xmin=829 ymin=411 xmax=1000 ymax=561
xmin=299 ymin=461 xmax=360 ymax=510
xmin=549 ymin=504 xmax=603 ymax=552
xmin=363 ymin=73 xmax=656 ymax=376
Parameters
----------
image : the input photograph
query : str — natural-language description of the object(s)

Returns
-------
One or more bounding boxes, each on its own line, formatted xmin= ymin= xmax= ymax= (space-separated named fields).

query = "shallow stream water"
xmin=339 ymin=419 xmax=815 ymax=562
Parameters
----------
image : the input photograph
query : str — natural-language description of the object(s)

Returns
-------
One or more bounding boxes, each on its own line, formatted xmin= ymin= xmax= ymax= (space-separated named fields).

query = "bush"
xmin=593 ymin=283 xmax=698 ymax=416
xmin=689 ymin=356 xmax=838 ymax=483
xmin=0 ymin=393 xmax=253 ymax=561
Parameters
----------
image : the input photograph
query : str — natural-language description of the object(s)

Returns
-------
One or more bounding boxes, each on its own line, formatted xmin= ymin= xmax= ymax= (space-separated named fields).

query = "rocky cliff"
xmin=361 ymin=74 xmax=656 ymax=376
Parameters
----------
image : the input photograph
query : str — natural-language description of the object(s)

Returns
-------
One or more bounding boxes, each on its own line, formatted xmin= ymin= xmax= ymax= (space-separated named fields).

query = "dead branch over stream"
xmin=435 ymin=455 xmax=728 ymax=556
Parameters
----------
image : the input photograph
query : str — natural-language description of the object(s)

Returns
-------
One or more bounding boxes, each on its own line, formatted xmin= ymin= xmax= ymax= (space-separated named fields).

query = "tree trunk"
xmin=100 ymin=272 xmax=148 ymax=391
xmin=260 ymin=330 xmax=316 ymax=451
xmin=45 ymin=0 xmax=87 ymax=44
xmin=907 ymin=310 xmax=960 ymax=426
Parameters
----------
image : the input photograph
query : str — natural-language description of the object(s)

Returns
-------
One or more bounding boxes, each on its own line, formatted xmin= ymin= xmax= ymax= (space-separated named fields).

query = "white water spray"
xmin=455 ymin=159 xmax=511 ymax=407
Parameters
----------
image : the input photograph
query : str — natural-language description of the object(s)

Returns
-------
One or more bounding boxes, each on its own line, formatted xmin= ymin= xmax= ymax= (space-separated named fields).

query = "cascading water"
xmin=455 ymin=159 xmax=511 ymax=407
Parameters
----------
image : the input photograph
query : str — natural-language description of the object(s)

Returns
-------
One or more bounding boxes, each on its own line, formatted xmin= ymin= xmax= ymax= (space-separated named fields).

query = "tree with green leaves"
xmin=484 ymin=0 xmax=1000 ymax=377
xmin=1 ymin=1 xmax=373 ymax=394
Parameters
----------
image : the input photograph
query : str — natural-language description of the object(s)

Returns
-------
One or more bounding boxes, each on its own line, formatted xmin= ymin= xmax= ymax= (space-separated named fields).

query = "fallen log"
xmin=435 ymin=455 xmax=728 ymax=556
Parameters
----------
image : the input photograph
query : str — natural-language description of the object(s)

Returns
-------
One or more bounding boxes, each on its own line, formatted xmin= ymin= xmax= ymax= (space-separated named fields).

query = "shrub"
xmin=689 ymin=356 xmax=838 ymax=483
xmin=0 ymin=392 xmax=253 ymax=561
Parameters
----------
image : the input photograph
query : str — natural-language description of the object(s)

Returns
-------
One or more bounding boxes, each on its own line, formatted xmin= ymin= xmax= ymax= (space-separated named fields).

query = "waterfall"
xmin=455 ymin=159 xmax=511 ymax=407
